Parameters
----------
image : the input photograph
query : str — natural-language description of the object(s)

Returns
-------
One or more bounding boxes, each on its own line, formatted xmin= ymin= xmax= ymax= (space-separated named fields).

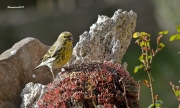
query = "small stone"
xmin=32 ymin=74 xmax=36 ymax=78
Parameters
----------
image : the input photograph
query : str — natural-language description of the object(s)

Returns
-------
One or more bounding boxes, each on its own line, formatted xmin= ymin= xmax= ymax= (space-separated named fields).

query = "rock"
xmin=0 ymin=100 xmax=18 ymax=108
xmin=68 ymin=9 xmax=137 ymax=65
xmin=0 ymin=37 xmax=59 ymax=107
xmin=20 ymin=82 xmax=45 ymax=108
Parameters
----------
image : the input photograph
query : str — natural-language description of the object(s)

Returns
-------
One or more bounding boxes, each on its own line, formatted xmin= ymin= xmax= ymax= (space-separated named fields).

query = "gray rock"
xmin=20 ymin=82 xmax=45 ymax=108
xmin=68 ymin=9 xmax=137 ymax=65
xmin=0 ymin=37 xmax=58 ymax=107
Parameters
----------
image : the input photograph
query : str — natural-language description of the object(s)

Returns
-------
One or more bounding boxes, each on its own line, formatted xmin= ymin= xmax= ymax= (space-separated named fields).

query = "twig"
xmin=145 ymin=41 xmax=156 ymax=108
xmin=170 ymin=82 xmax=180 ymax=108
xmin=138 ymin=80 xmax=141 ymax=107
xmin=147 ymin=71 xmax=155 ymax=108
xmin=121 ymin=78 xmax=129 ymax=108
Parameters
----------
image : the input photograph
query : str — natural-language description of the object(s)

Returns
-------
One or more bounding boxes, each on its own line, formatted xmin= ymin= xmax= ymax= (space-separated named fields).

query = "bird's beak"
xmin=69 ymin=36 xmax=73 ymax=41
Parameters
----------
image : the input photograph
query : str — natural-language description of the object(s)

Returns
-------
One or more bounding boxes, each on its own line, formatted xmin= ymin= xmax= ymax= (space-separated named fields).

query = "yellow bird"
xmin=34 ymin=31 xmax=73 ymax=79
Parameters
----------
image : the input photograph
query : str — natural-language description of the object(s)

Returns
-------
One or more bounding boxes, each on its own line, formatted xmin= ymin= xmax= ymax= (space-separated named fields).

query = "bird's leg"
xmin=50 ymin=67 xmax=55 ymax=80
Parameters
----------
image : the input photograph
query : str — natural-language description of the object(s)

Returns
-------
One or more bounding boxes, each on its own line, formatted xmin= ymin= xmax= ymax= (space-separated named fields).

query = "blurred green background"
xmin=0 ymin=0 xmax=180 ymax=107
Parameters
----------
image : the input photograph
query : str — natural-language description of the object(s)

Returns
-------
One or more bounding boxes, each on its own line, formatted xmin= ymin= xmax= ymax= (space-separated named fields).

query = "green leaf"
xmin=177 ymin=25 xmax=180 ymax=32
xmin=158 ymin=30 xmax=168 ymax=35
xmin=147 ymin=33 xmax=150 ymax=37
xmin=156 ymin=100 xmax=163 ymax=107
xmin=140 ymin=41 xmax=145 ymax=47
xmin=140 ymin=32 xmax=150 ymax=37
xmin=148 ymin=100 xmax=163 ymax=108
xmin=147 ymin=42 xmax=150 ymax=47
xmin=169 ymin=34 xmax=180 ymax=41
xmin=178 ymin=90 xmax=180 ymax=97
xmin=133 ymin=32 xmax=140 ymax=38
xmin=139 ymin=64 xmax=143 ymax=69
xmin=159 ymin=43 xmax=165 ymax=48
xmin=148 ymin=104 xmax=154 ymax=108
xmin=148 ymin=55 xmax=152 ymax=59
xmin=175 ymin=90 xmax=180 ymax=97
xmin=176 ymin=34 xmax=180 ymax=40
xmin=134 ymin=64 xmax=144 ymax=73
xmin=170 ymin=34 xmax=178 ymax=41
xmin=139 ymin=55 xmax=144 ymax=60
xmin=134 ymin=66 xmax=139 ymax=73
xmin=139 ymin=55 xmax=144 ymax=63
xmin=140 ymin=58 xmax=144 ymax=63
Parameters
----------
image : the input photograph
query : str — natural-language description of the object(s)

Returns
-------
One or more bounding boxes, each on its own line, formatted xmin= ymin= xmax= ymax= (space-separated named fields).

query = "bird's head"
xmin=58 ymin=31 xmax=73 ymax=46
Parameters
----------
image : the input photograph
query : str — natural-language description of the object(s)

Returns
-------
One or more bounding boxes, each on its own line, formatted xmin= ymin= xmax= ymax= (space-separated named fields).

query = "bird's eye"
xmin=63 ymin=36 xmax=67 ymax=38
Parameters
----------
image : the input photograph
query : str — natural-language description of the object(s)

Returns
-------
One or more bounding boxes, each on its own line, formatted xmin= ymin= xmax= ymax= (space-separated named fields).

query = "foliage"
xmin=133 ymin=31 xmax=168 ymax=108
xmin=169 ymin=25 xmax=180 ymax=108
xmin=133 ymin=31 xmax=167 ymax=73
xmin=170 ymin=82 xmax=180 ymax=108
xmin=169 ymin=25 xmax=180 ymax=41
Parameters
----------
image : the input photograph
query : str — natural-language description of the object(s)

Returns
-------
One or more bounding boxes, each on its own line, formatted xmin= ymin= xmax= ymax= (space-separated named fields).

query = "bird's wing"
xmin=50 ymin=43 xmax=63 ymax=57
xmin=41 ymin=43 xmax=63 ymax=62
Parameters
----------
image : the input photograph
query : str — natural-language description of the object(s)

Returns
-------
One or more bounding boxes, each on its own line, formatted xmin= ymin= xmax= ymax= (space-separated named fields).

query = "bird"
xmin=34 ymin=31 xmax=73 ymax=79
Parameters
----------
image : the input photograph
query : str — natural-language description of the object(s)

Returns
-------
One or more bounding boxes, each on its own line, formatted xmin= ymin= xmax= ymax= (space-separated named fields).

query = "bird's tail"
xmin=34 ymin=64 xmax=41 ymax=70
xmin=34 ymin=66 xmax=39 ymax=70
xmin=34 ymin=62 xmax=45 ymax=70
